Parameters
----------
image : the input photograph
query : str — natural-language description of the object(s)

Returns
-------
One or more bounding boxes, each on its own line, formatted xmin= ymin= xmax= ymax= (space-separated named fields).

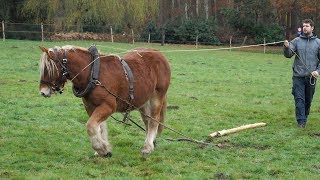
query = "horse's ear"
xmin=39 ymin=46 xmax=54 ymax=59
xmin=39 ymin=46 xmax=48 ymax=53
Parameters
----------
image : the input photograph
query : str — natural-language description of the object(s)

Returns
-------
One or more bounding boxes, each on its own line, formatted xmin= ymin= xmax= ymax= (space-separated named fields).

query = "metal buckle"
xmin=94 ymin=80 xmax=101 ymax=86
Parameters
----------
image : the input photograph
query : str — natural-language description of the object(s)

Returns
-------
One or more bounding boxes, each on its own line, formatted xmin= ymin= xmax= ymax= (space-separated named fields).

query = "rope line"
xmin=288 ymin=46 xmax=317 ymax=85
xmin=65 ymin=40 xmax=285 ymax=147
xmin=96 ymin=40 xmax=285 ymax=54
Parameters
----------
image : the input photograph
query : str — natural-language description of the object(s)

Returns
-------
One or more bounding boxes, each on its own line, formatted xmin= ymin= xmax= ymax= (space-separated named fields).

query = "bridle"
xmin=40 ymin=48 xmax=69 ymax=94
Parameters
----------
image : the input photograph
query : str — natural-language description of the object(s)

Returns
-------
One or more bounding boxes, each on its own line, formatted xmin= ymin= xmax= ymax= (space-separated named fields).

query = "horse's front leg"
xmin=86 ymin=105 xmax=113 ymax=157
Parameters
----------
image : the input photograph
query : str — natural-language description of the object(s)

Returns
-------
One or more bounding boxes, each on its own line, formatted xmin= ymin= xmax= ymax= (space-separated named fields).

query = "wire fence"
xmin=1 ymin=21 xmax=284 ymax=54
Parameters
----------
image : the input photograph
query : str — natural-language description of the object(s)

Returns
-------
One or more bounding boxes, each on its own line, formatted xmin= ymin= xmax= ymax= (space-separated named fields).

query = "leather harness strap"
xmin=71 ymin=45 xmax=135 ymax=124
xmin=72 ymin=45 xmax=101 ymax=97
xmin=72 ymin=45 xmax=135 ymax=103
xmin=117 ymin=58 xmax=135 ymax=123
xmin=118 ymin=58 xmax=134 ymax=100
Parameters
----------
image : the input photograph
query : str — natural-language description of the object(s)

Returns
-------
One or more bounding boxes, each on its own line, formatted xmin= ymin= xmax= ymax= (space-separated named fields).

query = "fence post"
xmin=148 ymin=33 xmax=150 ymax=44
xmin=229 ymin=36 xmax=232 ymax=52
xmin=241 ymin=36 xmax=247 ymax=46
xmin=41 ymin=22 xmax=44 ymax=42
xmin=110 ymin=26 xmax=114 ymax=43
xmin=263 ymin=38 xmax=266 ymax=54
xmin=2 ymin=21 xmax=5 ymax=41
xmin=131 ymin=29 xmax=135 ymax=44
xmin=161 ymin=29 xmax=165 ymax=46
xmin=195 ymin=35 xmax=199 ymax=48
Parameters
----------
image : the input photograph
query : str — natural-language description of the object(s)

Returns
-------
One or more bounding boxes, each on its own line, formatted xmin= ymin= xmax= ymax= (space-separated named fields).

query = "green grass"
xmin=1 ymin=39 xmax=320 ymax=179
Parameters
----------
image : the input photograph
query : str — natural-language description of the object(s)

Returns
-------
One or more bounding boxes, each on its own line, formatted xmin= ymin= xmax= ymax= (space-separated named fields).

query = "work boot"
xmin=298 ymin=123 xmax=306 ymax=128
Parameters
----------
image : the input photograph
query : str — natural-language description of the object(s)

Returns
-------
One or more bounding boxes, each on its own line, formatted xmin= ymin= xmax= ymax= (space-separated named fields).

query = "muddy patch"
xmin=190 ymin=96 xmax=198 ymax=100
xmin=167 ymin=105 xmax=179 ymax=110
xmin=311 ymin=132 xmax=320 ymax=137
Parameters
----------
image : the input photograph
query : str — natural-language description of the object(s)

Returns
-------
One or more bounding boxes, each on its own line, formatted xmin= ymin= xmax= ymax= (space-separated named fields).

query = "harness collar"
xmin=72 ymin=45 xmax=101 ymax=97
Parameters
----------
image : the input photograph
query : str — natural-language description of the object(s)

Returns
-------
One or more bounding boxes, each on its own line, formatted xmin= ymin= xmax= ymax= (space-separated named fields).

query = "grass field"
xmin=1 ymin=40 xmax=320 ymax=179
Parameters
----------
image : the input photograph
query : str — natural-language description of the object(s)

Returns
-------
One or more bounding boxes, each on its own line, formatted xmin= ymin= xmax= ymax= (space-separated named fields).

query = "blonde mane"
xmin=39 ymin=45 xmax=82 ymax=80
xmin=39 ymin=45 xmax=101 ymax=80
xmin=39 ymin=52 xmax=58 ymax=80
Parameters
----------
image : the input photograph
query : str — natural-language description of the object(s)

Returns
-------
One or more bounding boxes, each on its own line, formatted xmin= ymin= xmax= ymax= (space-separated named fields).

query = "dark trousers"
xmin=292 ymin=76 xmax=316 ymax=124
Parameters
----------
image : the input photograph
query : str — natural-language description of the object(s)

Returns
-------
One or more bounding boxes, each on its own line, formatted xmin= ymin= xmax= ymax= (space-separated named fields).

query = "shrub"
xmin=254 ymin=23 xmax=285 ymax=44
xmin=165 ymin=17 xmax=220 ymax=45
xmin=141 ymin=17 xmax=220 ymax=45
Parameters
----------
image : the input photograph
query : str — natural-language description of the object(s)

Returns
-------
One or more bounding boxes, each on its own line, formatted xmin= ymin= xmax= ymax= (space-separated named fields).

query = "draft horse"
xmin=39 ymin=45 xmax=171 ymax=157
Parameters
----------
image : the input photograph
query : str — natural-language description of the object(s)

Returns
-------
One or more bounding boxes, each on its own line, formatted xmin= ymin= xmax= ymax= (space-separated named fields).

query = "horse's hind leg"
xmin=86 ymin=105 xmax=113 ymax=157
xmin=139 ymin=95 xmax=163 ymax=156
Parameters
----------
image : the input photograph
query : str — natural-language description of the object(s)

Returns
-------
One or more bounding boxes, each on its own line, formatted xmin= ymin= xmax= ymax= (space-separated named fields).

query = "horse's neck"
xmin=68 ymin=55 xmax=92 ymax=88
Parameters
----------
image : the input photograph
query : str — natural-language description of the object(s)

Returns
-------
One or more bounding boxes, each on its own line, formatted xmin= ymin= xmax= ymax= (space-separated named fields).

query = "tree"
xmin=271 ymin=0 xmax=320 ymax=37
xmin=21 ymin=0 xmax=159 ymax=32
xmin=0 ymin=0 xmax=26 ymax=22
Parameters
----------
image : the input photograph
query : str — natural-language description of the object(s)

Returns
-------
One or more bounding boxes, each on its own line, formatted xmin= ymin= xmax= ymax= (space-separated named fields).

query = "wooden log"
xmin=208 ymin=122 xmax=267 ymax=139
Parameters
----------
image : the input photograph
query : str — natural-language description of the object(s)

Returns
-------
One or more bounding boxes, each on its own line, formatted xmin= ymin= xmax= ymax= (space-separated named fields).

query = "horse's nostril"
xmin=41 ymin=92 xmax=50 ymax=97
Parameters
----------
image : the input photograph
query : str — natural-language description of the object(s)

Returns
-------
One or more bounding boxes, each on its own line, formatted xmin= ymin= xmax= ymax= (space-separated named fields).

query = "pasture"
xmin=1 ymin=40 xmax=320 ymax=179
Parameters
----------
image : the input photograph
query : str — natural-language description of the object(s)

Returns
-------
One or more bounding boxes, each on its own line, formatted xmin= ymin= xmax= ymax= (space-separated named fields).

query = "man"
xmin=284 ymin=19 xmax=320 ymax=128
xmin=297 ymin=27 xmax=302 ymax=37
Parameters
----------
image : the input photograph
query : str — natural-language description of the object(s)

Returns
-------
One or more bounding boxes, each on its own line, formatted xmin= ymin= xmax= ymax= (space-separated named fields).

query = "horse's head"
xmin=39 ymin=46 xmax=69 ymax=97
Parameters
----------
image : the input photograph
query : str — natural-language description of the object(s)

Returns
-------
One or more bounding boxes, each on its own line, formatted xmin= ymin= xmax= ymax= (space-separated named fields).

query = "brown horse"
xmin=39 ymin=45 xmax=171 ymax=157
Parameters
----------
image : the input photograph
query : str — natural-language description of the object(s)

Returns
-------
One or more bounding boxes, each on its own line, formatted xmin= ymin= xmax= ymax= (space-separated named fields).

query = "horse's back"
xmin=123 ymin=48 xmax=171 ymax=85
xmin=123 ymin=48 xmax=171 ymax=99
xmin=95 ymin=48 xmax=170 ymax=111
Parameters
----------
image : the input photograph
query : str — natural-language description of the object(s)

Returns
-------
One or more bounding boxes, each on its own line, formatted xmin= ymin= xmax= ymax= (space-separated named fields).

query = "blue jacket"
xmin=284 ymin=34 xmax=320 ymax=77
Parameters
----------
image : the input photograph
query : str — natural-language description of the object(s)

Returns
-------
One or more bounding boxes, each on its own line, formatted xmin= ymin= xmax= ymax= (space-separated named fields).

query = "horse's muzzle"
xmin=40 ymin=87 xmax=52 ymax=97
xmin=41 ymin=92 xmax=51 ymax=97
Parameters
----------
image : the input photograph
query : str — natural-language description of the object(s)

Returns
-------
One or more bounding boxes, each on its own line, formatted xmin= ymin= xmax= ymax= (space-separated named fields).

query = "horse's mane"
xmin=39 ymin=45 xmax=88 ymax=80
xmin=39 ymin=52 xmax=58 ymax=80
xmin=61 ymin=45 xmax=88 ymax=52
xmin=39 ymin=45 xmax=125 ymax=80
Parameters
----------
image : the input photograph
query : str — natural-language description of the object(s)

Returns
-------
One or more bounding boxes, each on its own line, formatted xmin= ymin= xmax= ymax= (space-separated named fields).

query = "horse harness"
xmin=72 ymin=45 xmax=101 ymax=97
xmin=42 ymin=45 xmax=135 ymax=122
xmin=41 ymin=46 xmax=202 ymax=144
xmin=80 ymin=45 xmax=135 ymax=123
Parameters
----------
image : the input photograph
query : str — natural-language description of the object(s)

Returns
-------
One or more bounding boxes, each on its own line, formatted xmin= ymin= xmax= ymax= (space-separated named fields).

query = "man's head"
xmin=302 ymin=19 xmax=314 ymax=36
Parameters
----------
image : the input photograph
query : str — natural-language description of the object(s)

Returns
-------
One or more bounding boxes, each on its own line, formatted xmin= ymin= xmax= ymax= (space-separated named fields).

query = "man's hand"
xmin=311 ymin=71 xmax=319 ymax=78
xmin=284 ymin=40 xmax=289 ymax=48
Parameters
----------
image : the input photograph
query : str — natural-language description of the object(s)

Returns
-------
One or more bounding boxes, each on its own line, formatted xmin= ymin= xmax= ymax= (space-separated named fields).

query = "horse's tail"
xmin=157 ymin=95 xmax=167 ymax=135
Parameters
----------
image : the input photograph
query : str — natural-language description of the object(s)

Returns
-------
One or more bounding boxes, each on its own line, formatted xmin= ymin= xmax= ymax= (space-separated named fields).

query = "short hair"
xmin=302 ymin=19 xmax=314 ymax=27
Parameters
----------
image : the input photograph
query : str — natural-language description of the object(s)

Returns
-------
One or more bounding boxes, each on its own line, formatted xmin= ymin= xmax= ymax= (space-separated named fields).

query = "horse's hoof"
xmin=103 ymin=152 xmax=112 ymax=158
xmin=105 ymin=152 xmax=112 ymax=158
xmin=141 ymin=149 xmax=151 ymax=158
xmin=94 ymin=151 xmax=112 ymax=158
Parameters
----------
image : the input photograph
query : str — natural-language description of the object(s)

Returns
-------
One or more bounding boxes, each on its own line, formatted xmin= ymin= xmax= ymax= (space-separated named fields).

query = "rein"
xmin=96 ymin=81 xmax=218 ymax=147
xmin=95 ymin=81 xmax=191 ymax=137
xmin=288 ymin=46 xmax=317 ymax=85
